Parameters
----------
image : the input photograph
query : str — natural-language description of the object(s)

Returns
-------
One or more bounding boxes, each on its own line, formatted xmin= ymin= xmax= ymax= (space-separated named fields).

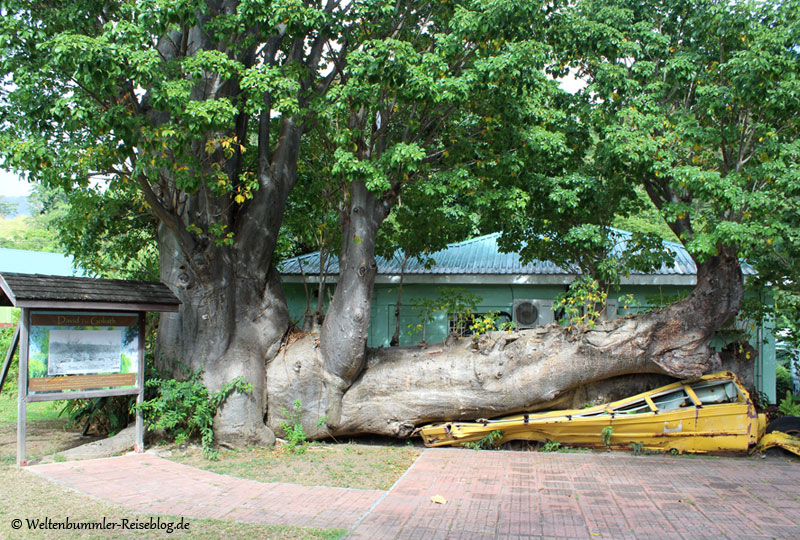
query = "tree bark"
xmin=319 ymin=180 xmax=388 ymax=428
xmin=267 ymin=252 xmax=744 ymax=439
xmin=157 ymin=223 xmax=289 ymax=447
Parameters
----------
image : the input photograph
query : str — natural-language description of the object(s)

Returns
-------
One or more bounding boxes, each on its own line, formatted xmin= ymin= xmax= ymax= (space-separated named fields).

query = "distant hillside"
xmin=0 ymin=214 xmax=58 ymax=252
xmin=0 ymin=196 xmax=31 ymax=218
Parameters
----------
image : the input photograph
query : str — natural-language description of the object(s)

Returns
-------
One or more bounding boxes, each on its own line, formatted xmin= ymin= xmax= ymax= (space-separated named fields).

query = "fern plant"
xmin=778 ymin=391 xmax=800 ymax=416
xmin=601 ymin=426 xmax=613 ymax=448
xmin=136 ymin=369 xmax=252 ymax=460
xmin=463 ymin=430 xmax=503 ymax=450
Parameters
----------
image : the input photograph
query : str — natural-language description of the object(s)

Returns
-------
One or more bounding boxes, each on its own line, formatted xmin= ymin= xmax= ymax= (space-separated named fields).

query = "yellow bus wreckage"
xmin=418 ymin=371 xmax=800 ymax=456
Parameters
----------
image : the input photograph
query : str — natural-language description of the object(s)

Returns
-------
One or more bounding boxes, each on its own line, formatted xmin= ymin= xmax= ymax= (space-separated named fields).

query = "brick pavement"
xmin=28 ymin=453 xmax=382 ymax=530
xmin=347 ymin=449 xmax=800 ymax=540
xmin=27 ymin=448 xmax=800 ymax=539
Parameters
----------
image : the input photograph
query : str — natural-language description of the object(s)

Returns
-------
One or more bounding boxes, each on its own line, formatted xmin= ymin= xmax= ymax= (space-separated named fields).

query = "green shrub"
xmin=470 ymin=310 xmax=516 ymax=336
xmin=601 ymin=426 xmax=613 ymax=447
xmin=0 ymin=321 xmax=19 ymax=396
xmin=777 ymin=364 xmax=793 ymax=398
xmin=136 ymin=369 xmax=252 ymax=460
xmin=555 ymin=278 xmax=608 ymax=333
xmin=463 ymin=430 xmax=503 ymax=450
xmin=279 ymin=399 xmax=308 ymax=453
xmin=541 ymin=440 xmax=562 ymax=452
xmin=778 ymin=391 xmax=800 ymax=417
xmin=60 ymin=396 xmax=133 ymax=436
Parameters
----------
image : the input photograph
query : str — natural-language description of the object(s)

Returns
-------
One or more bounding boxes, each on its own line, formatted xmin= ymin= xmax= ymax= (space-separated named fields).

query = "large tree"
xmin=2 ymin=0 xmax=797 ymax=444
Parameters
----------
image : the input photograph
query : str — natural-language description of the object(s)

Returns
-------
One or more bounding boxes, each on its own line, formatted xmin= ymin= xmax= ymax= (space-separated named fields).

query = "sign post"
xmin=17 ymin=309 xmax=28 ymax=466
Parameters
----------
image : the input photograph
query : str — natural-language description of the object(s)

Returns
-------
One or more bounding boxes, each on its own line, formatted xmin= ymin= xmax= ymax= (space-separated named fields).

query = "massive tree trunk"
xmin=267 ymin=252 xmax=744 ymax=439
xmin=319 ymin=180 xmax=389 ymax=428
xmin=157 ymin=224 xmax=290 ymax=446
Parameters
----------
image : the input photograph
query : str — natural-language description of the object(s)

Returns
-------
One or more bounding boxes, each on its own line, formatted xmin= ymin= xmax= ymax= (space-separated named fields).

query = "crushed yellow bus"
xmin=418 ymin=371 xmax=800 ymax=456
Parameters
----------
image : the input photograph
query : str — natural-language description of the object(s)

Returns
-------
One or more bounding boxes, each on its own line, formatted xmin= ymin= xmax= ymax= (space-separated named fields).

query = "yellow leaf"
xmin=235 ymin=194 xmax=245 ymax=204
xmin=430 ymin=495 xmax=447 ymax=504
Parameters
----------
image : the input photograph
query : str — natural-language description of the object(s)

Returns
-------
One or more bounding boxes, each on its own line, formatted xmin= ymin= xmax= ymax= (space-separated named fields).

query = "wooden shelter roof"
xmin=0 ymin=272 xmax=181 ymax=312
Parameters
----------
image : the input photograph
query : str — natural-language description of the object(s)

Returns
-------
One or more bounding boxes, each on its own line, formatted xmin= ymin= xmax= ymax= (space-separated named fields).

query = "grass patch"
xmin=168 ymin=441 xmax=421 ymax=491
xmin=0 ymin=394 xmax=65 ymax=424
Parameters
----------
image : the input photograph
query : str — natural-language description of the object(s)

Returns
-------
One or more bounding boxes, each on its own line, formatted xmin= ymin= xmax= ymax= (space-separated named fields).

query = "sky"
xmin=0 ymin=168 xmax=30 ymax=197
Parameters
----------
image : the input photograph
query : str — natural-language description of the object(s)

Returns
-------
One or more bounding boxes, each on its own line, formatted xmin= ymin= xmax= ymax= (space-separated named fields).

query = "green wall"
xmin=285 ymin=281 xmax=692 ymax=347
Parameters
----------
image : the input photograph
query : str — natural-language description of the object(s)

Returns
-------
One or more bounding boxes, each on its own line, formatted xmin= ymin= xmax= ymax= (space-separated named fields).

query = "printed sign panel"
xmin=47 ymin=329 xmax=123 ymax=375
xmin=28 ymin=312 xmax=140 ymax=394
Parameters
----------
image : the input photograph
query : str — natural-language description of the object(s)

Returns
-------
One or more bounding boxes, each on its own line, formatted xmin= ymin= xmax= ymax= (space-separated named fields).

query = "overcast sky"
xmin=0 ymin=169 xmax=30 ymax=197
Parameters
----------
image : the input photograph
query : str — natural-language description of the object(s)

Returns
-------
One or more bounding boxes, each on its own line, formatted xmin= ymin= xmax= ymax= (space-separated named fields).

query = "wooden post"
xmin=135 ymin=311 xmax=145 ymax=453
xmin=16 ymin=308 xmax=29 ymax=467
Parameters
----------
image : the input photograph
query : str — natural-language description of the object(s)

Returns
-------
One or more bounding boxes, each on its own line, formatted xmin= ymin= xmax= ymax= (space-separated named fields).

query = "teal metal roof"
xmin=279 ymin=231 xmax=755 ymax=277
xmin=0 ymin=248 xmax=83 ymax=277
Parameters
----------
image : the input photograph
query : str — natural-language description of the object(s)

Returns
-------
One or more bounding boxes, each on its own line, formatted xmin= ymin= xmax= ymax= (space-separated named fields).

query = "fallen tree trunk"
xmin=267 ymin=305 xmax=724 ymax=438
xmin=267 ymin=253 xmax=744 ymax=440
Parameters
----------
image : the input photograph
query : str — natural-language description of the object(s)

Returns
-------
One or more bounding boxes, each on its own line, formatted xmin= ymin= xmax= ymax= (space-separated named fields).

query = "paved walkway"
xmin=28 ymin=449 xmax=800 ymax=539
xmin=28 ymin=453 xmax=382 ymax=530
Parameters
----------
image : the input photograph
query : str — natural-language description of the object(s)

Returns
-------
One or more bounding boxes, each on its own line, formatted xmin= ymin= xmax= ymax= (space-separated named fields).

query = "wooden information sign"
xmin=0 ymin=273 xmax=180 ymax=466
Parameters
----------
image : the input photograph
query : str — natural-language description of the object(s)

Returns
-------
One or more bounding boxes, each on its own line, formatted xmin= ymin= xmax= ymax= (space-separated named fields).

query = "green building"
xmin=280 ymin=232 xmax=777 ymax=402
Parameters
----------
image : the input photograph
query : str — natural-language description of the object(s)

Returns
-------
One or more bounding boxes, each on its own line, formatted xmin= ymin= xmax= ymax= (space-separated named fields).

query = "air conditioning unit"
xmin=512 ymin=299 xmax=554 ymax=329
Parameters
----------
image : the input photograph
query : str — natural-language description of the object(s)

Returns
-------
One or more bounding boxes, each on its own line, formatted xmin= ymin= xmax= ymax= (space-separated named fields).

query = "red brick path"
xmin=28 ymin=453 xmax=382 ymax=530
xmin=28 ymin=449 xmax=800 ymax=539
xmin=349 ymin=449 xmax=800 ymax=540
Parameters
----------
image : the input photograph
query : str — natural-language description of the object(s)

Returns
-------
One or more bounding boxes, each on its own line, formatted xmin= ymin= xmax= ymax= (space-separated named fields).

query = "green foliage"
xmin=438 ymin=288 xmax=482 ymax=326
xmin=0 ymin=197 xmax=18 ymax=218
xmin=376 ymin=180 xmax=478 ymax=268
xmin=60 ymin=396 xmax=133 ymax=436
xmin=0 ymin=0 xmax=569 ymax=292
xmin=463 ymin=430 xmax=503 ymax=450
xmin=777 ymin=365 xmax=793 ymax=399
xmin=0 ymin=321 xmax=19 ymax=396
xmin=0 ymin=215 xmax=60 ymax=252
xmin=567 ymin=0 xmax=800 ymax=297
xmin=541 ymin=440 xmax=562 ymax=452
xmin=279 ymin=400 xmax=308 ymax=454
xmin=555 ymin=278 xmax=608 ymax=333
xmin=617 ymin=294 xmax=641 ymax=313
xmin=601 ymin=426 xmax=613 ymax=447
xmin=470 ymin=310 xmax=516 ymax=336
xmin=629 ymin=441 xmax=657 ymax=456
xmin=778 ymin=391 xmax=800 ymax=417
xmin=406 ymin=297 xmax=439 ymax=343
xmin=408 ymin=288 xmax=482 ymax=343
xmin=136 ymin=370 xmax=253 ymax=460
